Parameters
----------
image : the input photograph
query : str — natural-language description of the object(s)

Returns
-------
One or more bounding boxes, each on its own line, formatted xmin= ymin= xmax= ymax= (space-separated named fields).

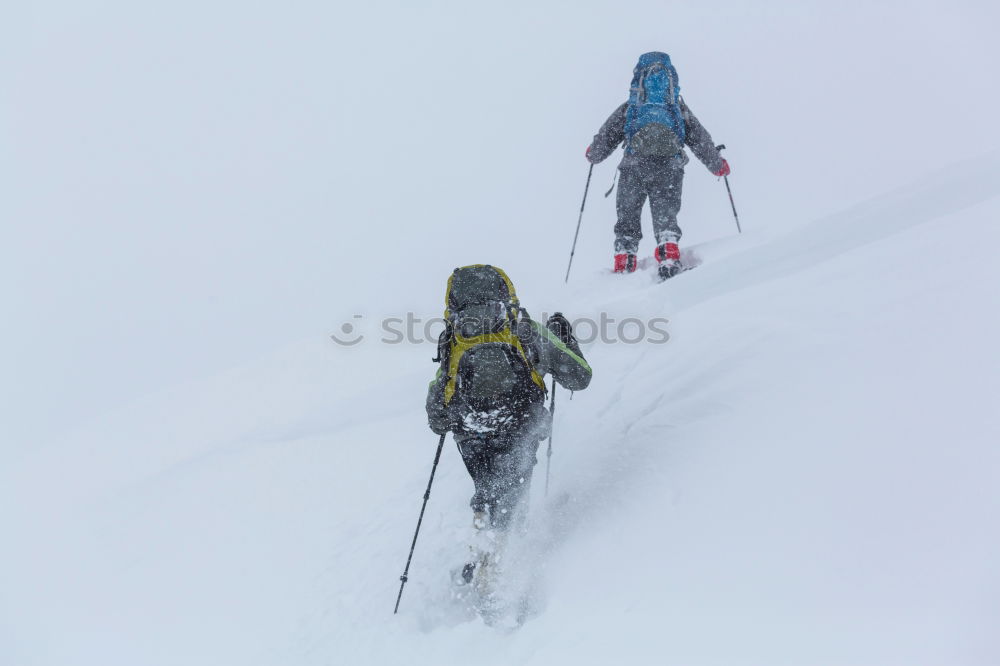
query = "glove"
xmin=546 ymin=312 xmax=574 ymax=344
xmin=585 ymin=145 xmax=596 ymax=164
xmin=448 ymin=410 xmax=465 ymax=434
xmin=429 ymin=404 xmax=462 ymax=435
xmin=714 ymin=158 xmax=731 ymax=177
xmin=532 ymin=402 xmax=553 ymax=440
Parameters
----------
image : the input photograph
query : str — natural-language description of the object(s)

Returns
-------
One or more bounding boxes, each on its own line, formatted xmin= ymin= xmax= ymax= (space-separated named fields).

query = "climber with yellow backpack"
xmin=391 ymin=264 xmax=593 ymax=612
xmin=425 ymin=265 xmax=592 ymax=537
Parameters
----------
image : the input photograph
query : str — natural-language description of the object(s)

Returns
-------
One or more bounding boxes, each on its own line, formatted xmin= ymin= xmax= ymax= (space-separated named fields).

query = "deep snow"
xmin=5 ymin=3 xmax=1000 ymax=664
xmin=3 ymin=153 xmax=999 ymax=665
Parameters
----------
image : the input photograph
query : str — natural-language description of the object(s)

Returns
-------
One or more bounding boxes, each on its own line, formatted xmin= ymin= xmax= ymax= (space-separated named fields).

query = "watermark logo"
xmin=329 ymin=314 xmax=365 ymax=346
xmin=329 ymin=312 xmax=670 ymax=347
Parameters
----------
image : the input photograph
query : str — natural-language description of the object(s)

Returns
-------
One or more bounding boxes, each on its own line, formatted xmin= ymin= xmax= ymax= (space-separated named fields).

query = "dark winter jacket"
xmin=425 ymin=316 xmax=592 ymax=440
xmin=588 ymin=99 xmax=724 ymax=174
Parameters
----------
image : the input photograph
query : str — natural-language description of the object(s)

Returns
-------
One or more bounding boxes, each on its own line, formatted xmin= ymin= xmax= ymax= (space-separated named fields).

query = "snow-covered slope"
xmin=3 ymin=154 xmax=999 ymax=665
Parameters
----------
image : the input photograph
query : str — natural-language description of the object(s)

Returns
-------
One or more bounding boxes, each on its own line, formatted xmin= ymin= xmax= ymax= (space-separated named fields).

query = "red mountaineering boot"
xmin=654 ymin=242 xmax=682 ymax=281
xmin=613 ymin=253 xmax=637 ymax=274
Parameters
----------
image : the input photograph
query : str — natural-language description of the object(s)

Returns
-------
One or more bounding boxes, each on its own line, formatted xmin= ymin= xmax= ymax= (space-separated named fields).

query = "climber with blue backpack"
xmin=586 ymin=51 xmax=731 ymax=280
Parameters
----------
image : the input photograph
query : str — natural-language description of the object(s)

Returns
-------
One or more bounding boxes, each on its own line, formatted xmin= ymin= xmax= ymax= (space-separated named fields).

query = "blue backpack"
xmin=624 ymin=52 xmax=686 ymax=157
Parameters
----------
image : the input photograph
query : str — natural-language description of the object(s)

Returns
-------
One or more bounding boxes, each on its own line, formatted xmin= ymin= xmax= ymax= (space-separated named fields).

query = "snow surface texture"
xmin=4 ymin=154 xmax=999 ymax=665
xmin=4 ymin=2 xmax=1000 ymax=665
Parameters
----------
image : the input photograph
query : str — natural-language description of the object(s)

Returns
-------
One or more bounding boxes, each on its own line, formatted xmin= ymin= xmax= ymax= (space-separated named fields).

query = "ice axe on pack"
xmin=716 ymin=144 xmax=742 ymax=234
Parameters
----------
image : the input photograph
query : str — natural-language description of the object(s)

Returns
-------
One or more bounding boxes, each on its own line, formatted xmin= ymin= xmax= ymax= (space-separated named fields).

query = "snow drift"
xmin=3 ymin=153 xmax=999 ymax=665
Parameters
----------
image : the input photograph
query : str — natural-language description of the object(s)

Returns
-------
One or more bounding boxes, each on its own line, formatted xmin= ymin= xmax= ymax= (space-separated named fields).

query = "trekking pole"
xmin=394 ymin=432 xmax=447 ymax=614
xmin=545 ymin=378 xmax=556 ymax=496
xmin=564 ymin=163 xmax=594 ymax=283
xmin=715 ymin=144 xmax=742 ymax=234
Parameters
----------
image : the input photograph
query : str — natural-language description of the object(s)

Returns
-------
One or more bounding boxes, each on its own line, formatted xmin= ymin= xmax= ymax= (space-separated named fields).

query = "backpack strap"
xmin=441 ymin=307 xmax=546 ymax=406
xmin=442 ymin=327 xmax=545 ymax=405
xmin=432 ymin=320 xmax=453 ymax=364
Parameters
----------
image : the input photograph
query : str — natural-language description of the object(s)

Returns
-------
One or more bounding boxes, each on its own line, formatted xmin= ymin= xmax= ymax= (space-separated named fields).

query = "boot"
xmin=654 ymin=242 xmax=682 ymax=280
xmin=613 ymin=253 xmax=637 ymax=274
xmin=460 ymin=509 xmax=490 ymax=584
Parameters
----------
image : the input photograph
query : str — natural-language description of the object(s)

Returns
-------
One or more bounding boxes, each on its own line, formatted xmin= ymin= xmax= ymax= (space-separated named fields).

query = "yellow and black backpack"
xmin=434 ymin=265 xmax=546 ymax=422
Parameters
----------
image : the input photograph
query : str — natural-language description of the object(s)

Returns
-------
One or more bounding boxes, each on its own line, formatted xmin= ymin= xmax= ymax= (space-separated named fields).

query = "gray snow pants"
xmin=457 ymin=433 xmax=539 ymax=531
xmin=614 ymin=164 xmax=685 ymax=254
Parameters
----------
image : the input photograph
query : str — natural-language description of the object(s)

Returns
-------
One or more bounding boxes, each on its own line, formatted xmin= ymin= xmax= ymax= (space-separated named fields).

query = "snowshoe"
xmin=657 ymin=260 xmax=684 ymax=281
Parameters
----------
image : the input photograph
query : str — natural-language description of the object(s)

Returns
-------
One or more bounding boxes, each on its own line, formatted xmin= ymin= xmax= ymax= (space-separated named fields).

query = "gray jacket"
xmin=588 ymin=99 xmax=724 ymax=173
xmin=425 ymin=317 xmax=592 ymax=438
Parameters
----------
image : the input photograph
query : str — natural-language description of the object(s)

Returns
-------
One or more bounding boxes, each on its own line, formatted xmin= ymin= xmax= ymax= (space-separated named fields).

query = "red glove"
xmin=714 ymin=159 xmax=731 ymax=177
xmin=585 ymin=145 xmax=595 ymax=163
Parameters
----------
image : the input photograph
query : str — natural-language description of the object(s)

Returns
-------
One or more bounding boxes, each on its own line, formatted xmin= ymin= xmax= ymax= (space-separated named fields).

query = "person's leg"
xmin=458 ymin=437 xmax=492 ymax=518
xmin=457 ymin=437 xmax=501 ymax=584
xmin=486 ymin=436 xmax=539 ymax=531
xmin=459 ymin=435 xmax=519 ymax=530
xmin=457 ymin=434 xmax=539 ymax=586
xmin=614 ymin=168 xmax=646 ymax=256
xmin=646 ymin=166 xmax=685 ymax=246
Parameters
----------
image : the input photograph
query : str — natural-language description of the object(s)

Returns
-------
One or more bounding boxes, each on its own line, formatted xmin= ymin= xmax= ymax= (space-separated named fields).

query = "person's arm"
xmin=680 ymin=98 xmax=726 ymax=174
xmin=586 ymin=103 xmax=628 ymax=164
xmin=529 ymin=315 xmax=592 ymax=391
xmin=425 ymin=369 xmax=452 ymax=435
